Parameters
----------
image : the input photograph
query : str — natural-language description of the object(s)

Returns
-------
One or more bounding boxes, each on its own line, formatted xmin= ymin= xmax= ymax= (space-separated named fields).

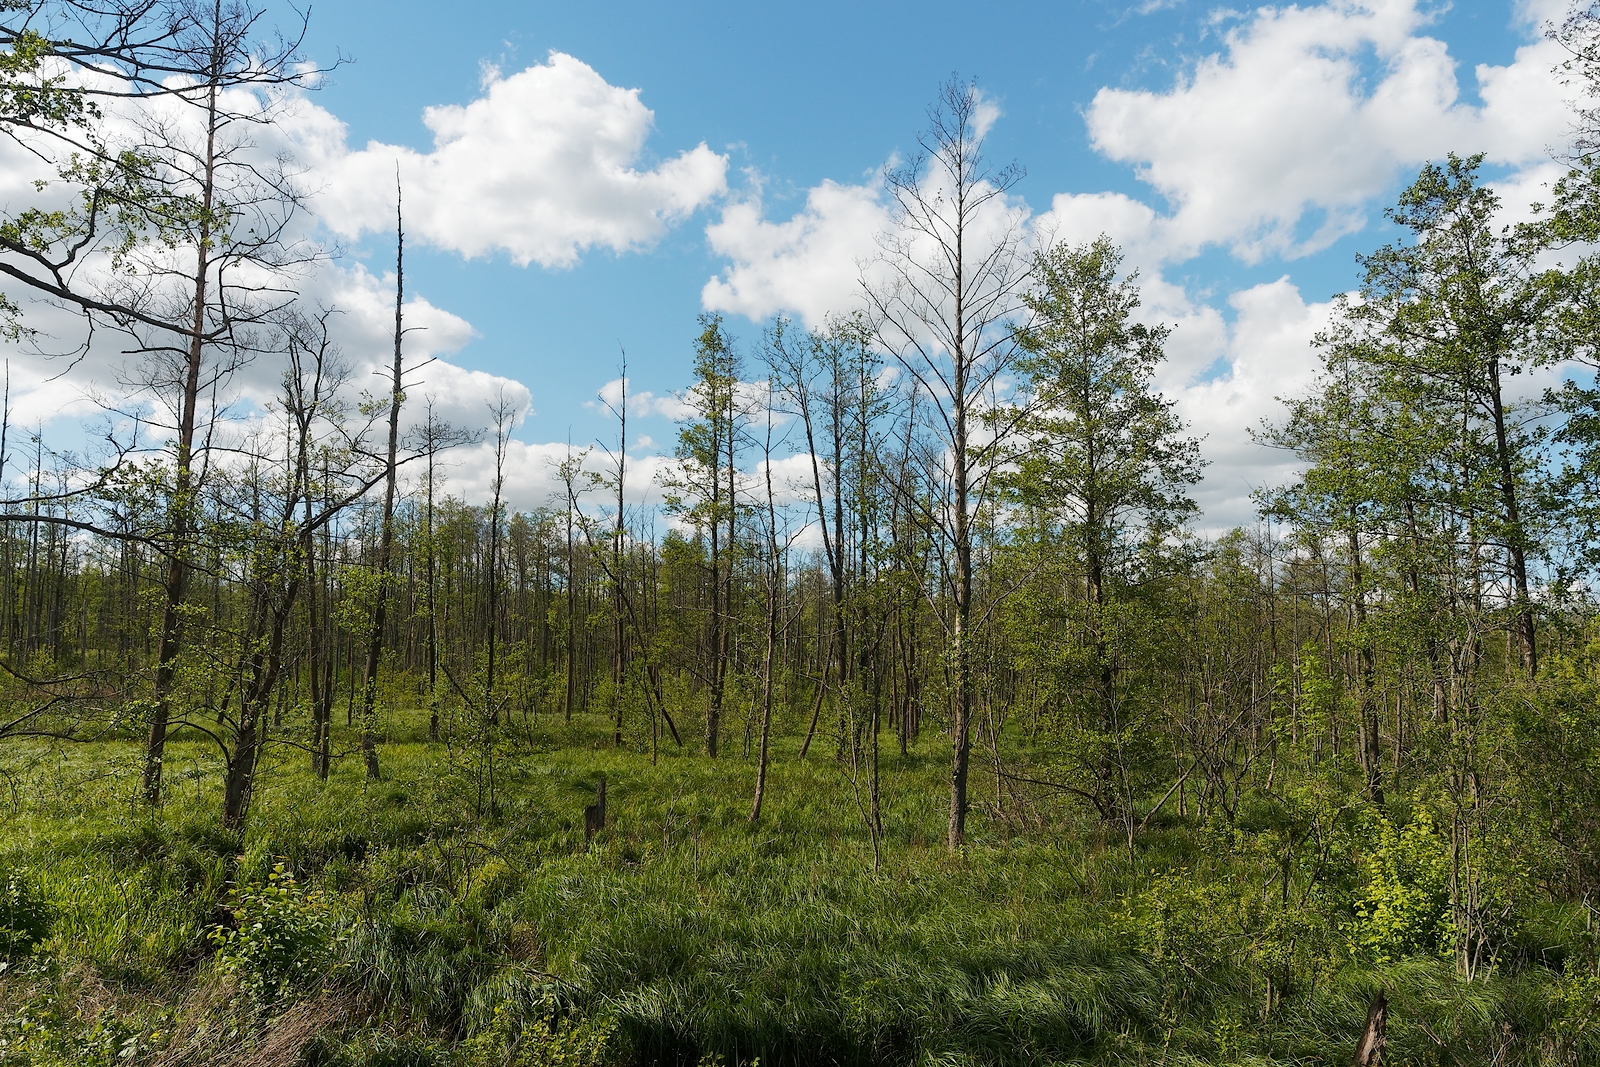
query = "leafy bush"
xmin=1346 ymin=808 xmax=1452 ymax=963
xmin=0 ymin=866 xmax=51 ymax=959
xmin=457 ymin=1002 xmax=622 ymax=1067
xmin=0 ymin=979 xmax=162 ymax=1067
xmin=210 ymin=862 xmax=337 ymax=1006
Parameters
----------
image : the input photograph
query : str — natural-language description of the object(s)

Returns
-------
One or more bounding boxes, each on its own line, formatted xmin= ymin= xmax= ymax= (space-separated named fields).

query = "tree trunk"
xmin=1486 ymin=356 xmax=1536 ymax=678
xmin=143 ymin=74 xmax=221 ymax=807
xmin=1352 ymin=990 xmax=1387 ymax=1066
xmin=357 ymin=184 xmax=407 ymax=780
xmin=1348 ymin=522 xmax=1383 ymax=805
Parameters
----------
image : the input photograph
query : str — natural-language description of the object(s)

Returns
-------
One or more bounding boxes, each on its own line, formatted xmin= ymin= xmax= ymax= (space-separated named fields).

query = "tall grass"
xmin=0 ymin=711 xmax=1594 ymax=1066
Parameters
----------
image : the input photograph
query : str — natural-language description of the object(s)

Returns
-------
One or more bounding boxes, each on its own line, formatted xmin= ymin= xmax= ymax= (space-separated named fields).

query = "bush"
xmin=0 ymin=866 xmax=51 ymax=959
xmin=210 ymin=863 xmax=337 ymax=1006
xmin=1346 ymin=808 xmax=1452 ymax=963
xmin=457 ymin=1002 xmax=623 ymax=1067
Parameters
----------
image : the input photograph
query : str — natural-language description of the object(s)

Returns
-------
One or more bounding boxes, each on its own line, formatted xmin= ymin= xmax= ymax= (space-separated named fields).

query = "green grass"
xmin=0 ymin=709 xmax=1595 ymax=1066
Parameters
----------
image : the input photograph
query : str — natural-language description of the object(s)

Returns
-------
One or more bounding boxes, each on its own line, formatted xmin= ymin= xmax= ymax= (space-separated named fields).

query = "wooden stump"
xmin=584 ymin=776 xmax=607 ymax=843
xmin=1353 ymin=990 xmax=1387 ymax=1066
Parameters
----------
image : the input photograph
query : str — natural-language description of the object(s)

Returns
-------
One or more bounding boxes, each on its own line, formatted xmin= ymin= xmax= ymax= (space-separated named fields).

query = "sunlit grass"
xmin=0 ymin=708 xmax=1592 ymax=1066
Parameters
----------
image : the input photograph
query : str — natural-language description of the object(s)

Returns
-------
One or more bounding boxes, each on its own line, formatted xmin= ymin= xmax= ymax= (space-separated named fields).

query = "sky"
xmin=0 ymin=0 xmax=1582 ymax=530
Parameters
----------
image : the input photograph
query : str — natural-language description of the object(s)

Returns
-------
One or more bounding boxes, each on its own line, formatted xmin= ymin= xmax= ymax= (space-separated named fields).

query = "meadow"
xmin=2 ymin=703 xmax=1594 ymax=1067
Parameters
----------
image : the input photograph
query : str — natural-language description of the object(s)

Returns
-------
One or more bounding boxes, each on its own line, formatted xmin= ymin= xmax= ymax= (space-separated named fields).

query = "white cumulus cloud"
xmin=1083 ymin=0 xmax=1573 ymax=263
xmin=319 ymin=52 xmax=728 ymax=267
xmin=702 ymin=180 xmax=891 ymax=327
xmin=1175 ymin=279 xmax=1334 ymax=528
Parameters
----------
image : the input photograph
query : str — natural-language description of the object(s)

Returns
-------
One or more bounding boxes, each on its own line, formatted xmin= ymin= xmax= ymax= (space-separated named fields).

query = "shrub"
xmin=1346 ymin=809 xmax=1452 ymax=963
xmin=457 ymin=1002 xmax=622 ymax=1067
xmin=0 ymin=866 xmax=51 ymax=959
xmin=210 ymin=863 xmax=337 ymax=1006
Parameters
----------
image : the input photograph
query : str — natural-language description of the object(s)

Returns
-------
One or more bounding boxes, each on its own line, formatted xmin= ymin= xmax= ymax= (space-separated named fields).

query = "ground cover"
xmin=0 ymin=709 xmax=1593 ymax=1066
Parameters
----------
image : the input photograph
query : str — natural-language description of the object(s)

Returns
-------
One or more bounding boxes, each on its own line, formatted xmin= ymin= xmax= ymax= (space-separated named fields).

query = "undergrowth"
xmin=0 ymin=710 xmax=1596 ymax=1066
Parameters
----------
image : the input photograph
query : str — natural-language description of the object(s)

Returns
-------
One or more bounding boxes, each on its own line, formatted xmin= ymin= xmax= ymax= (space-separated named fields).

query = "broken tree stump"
xmin=584 ymin=776 xmax=607 ymax=843
xmin=1353 ymin=989 xmax=1387 ymax=1066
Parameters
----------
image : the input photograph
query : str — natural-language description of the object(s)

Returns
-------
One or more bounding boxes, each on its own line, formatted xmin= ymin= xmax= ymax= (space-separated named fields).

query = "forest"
xmin=3 ymin=1 xmax=1600 ymax=1065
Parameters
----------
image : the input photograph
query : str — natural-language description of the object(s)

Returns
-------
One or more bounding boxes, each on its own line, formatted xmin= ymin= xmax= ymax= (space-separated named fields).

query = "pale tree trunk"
xmin=485 ymin=393 xmax=512 ymax=723
xmin=950 ymin=353 xmax=972 ymax=851
xmin=613 ymin=367 xmax=627 ymax=746
xmin=357 ymin=183 xmax=406 ymax=780
xmin=751 ymin=406 xmax=781 ymax=823
xmin=1348 ymin=520 xmax=1383 ymax=805
xmin=425 ymin=408 xmax=440 ymax=742
xmin=564 ymin=447 xmax=579 ymax=723
xmin=706 ymin=413 xmax=725 ymax=757
xmin=866 ymin=79 xmax=1026 ymax=852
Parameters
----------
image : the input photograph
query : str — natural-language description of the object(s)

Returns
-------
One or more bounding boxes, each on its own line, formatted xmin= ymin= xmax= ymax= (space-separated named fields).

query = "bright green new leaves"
xmin=0 ymin=19 xmax=96 ymax=137
xmin=994 ymin=237 xmax=1202 ymax=829
xmin=210 ymin=863 xmax=337 ymax=1007
xmin=1001 ymin=237 xmax=1203 ymax=577
xmin=665 ymin=314 xmax=742 ymax=540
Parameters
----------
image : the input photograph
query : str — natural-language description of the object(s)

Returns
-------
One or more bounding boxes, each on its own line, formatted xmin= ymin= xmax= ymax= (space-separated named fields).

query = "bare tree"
xmin=866 ymin=76 xmax=1031 ymax=850
xmin=355 ymin=176 xmax=408 ymax=779
xmin=554 ymin=439 xmax=592 ymax=723
xmin=484 ymin=387 xmax=516 ymax=724
xmin=750 ymin=379 xmax=800 ymax=824
xmin=597 ymin=359 xmax=629 ymax=746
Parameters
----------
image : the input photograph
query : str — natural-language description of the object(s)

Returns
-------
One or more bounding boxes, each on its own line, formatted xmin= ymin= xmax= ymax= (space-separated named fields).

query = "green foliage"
xmin=0 ymin=866 xmax=51 ymax=960
xmin=0 ymin=965 xmax=175 ymax=1067
xmin=458 ymin=1003 xmax=623 ymax=1067
xmin=210 ymin=862 xmax=337 ymax=1006
xmin=0 ymin=997 xmax=158 ymax=1067
xmin=305 ymin=1031 xmax=450 ymax=1067
xmin=4 ymin=697 xmax=1600 ymax=1065
xmin=1345 ymin=808 xmax=1452 ymax=963
xmin=1543 ymin=972 xmax=1600 ymax=1064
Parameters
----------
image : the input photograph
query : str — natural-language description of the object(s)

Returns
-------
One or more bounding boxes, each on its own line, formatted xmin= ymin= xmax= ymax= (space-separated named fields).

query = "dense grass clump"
xmin=1 ymin=710 xmax=1597 ymax=1066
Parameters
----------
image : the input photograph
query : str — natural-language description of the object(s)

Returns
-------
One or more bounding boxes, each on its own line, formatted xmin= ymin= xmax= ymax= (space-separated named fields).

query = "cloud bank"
xmin=697 ymin=0 xmax=1577 ymax=528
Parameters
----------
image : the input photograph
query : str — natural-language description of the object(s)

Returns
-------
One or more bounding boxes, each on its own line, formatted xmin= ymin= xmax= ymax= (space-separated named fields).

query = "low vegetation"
xmin=3 ymin=696 xmax=1600 ymax=1066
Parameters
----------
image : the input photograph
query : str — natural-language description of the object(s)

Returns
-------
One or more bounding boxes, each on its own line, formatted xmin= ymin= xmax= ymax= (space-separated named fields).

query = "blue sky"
xmin=1 ymin=0 xmax=1577 ymax=527
xmin=305 ymin=0 xmax=1512 ymax=356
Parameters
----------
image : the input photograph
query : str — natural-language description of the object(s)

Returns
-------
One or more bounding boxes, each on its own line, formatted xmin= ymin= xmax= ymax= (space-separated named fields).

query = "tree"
xmin=418 ymin=399 xmax=447 ymax=742
xmin=107 ymin=0 xmax=324 ymax=806
xmin=999 ymin=237 xmax=1202 ymax=837
xmin=595 ymin=359 xmax=630 ymax=747
xmin=214 ymin=309 xmax=381 ymax=828
xmin=867 ymin=76 xmax=1031 ymax=849
xmin=750 ymin=382 xmax=799 ymax=824
xmin=665 ymin=314 xmax=744 ymax=758
xmin=0 ymin=0 xmax=323 ymax=334
xmin=553 ymin=439 xmax=592 ymax=723
xmin=1263 ymin=157 xmax=1557 ymax=976
xmin=1352 ymin=154 xmax=1548 ymax=679
xmin=0 ymin=0 xmax=341 ymax=807
xmin=483 ymin=387 xmax=516 ymax=724
xmin=1259 ymin=326 xmax=1414 ymax=805
xmin=355 ymin=178 xmax=408 ymax=780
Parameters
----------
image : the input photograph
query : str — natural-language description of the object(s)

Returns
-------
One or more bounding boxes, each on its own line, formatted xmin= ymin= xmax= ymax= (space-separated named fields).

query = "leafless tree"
xmin=866 ymin=75 xmax=1031 ymax=850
